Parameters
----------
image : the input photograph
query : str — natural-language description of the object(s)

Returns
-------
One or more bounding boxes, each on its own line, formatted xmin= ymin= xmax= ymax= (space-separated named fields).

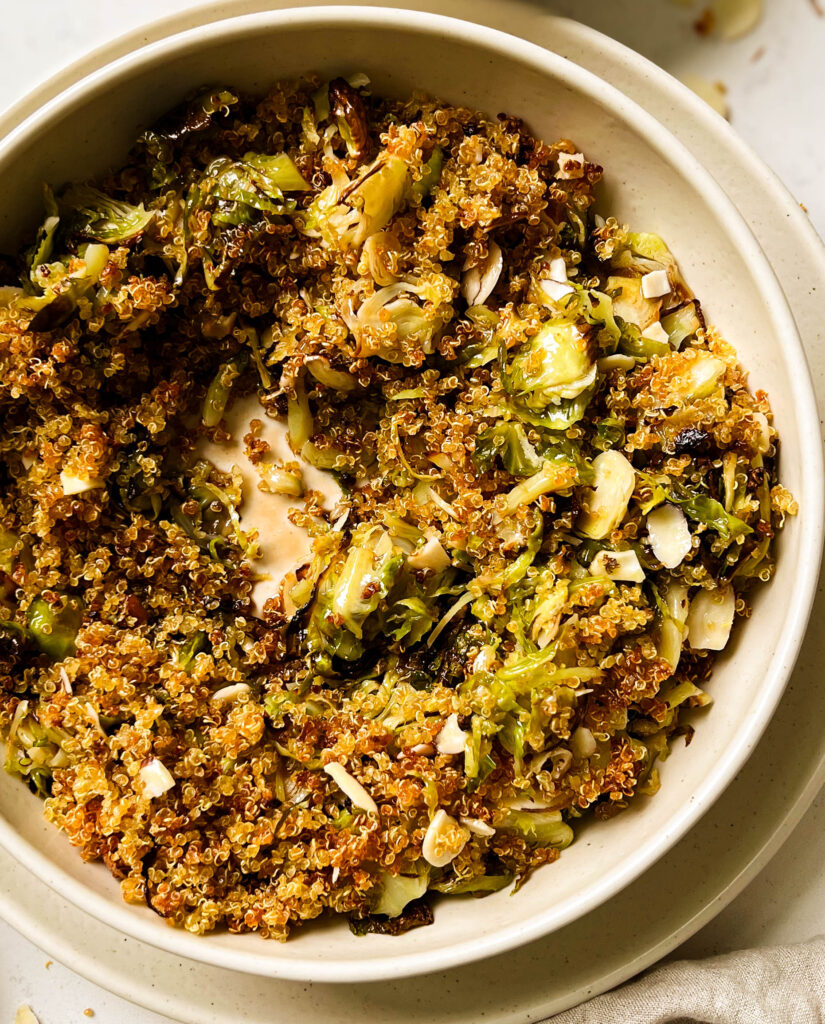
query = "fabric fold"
xmin=548 ymin=938 xmax=825 ymax=1024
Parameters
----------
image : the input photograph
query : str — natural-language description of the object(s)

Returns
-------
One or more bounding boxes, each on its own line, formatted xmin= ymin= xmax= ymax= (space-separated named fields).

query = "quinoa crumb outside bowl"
xmin=0 ymin=6 xmax=821 ymax=984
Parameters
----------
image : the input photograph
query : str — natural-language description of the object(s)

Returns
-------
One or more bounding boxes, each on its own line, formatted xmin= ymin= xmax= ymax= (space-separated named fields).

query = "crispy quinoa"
xmin=0 ymin=76 xmax=795 ymax=939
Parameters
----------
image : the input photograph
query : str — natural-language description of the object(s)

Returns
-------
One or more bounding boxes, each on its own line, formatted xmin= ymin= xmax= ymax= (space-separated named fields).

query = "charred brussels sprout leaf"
xmin=201 ymin=157 xmax=299 ymax=221
xmin=242 ymin=152 xmax=310 ymax=194
xmin=473 ymin=423 xmax=543 ymax=477
xmin=349 ymin=895 xmax=433 ymax=936
xmin=670 ymin=484 xmax=752 ymax=542
xmin=17 ymin=220 xmax=110 ymax=330
xmin=139 ymin=88 xmax=239 ymax=187
xmin=372 ymin=871 xmax=428 ymax=917
xmin=181 ymin=152 xmax=308 ymax=285
xmin=662 ymin=301 xmax=703 ymax=349
xmin=431 ymin=873 xmax=513 ymax=896
xmin=499 ymin=810 xmax=574 ymax=849
xmin=300 ymin=153 xmax=409 ymax=251
xmin=329 ymin=77 xmax=370 ymax=159
xmin=507 ymin=322 xmax=596 ymax=407
xmin=26 ymin=595 xmax=83 ymax=660
xmin=618 ymin=325 xmax=670 ymax=360
xmin=502 ymin=458 xmax=580 ymax=513
xmin=330 ymin=528 xmax=404 ymax=638
xmin=202 ymin=353 xmax=248 ymax=427
xmin=306 ymin=526 xmax=406 ymax=666
xmin=60 ymin=185 xmax=154 ymax=243
xmin=412 ymin=146 xmax=443 ymax=199
xmin=594 ymin=416 xmax=626 ymax=451
xmin=386 ymin=596 xmax=437 ymax=646
xmin=25 ymin=185 xmax=60 ymax=274
xmin=0 ymin=528 xmax=21 ymax=574
xmin=175 ymin=631 xmax=208 ymax=670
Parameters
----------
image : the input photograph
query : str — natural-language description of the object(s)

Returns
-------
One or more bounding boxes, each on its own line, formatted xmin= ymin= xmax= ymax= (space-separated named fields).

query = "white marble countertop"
xmin=1 ymin=2 xmax=824 ymax=1021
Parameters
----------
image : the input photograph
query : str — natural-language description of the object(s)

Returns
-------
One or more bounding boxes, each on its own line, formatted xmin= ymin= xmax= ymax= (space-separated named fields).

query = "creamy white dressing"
xmin=197 ymin=392 xmax=342 ymax=613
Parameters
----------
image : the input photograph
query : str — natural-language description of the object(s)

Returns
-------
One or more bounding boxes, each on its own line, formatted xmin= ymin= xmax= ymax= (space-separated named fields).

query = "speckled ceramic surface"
xmin=1 ymin=2 xmax=825 ymax=1018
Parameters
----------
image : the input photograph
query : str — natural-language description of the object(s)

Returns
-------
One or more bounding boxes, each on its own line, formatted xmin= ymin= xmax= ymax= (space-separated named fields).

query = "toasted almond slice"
xmin=462 ymin=241 xmax=503 ymax=307
xmin=597 ymin=353 xmax=636 ymax=374
xmin=211 ymin=683 xmax=251 ymax=704
xmin=15 ymin=1007 xmax=42 ymax=1024
xmin=472 ymin=645 xmax=497 ymax=674
xmin=460 ymin=816 xmax=496 ymax=837
xmin=687 ymin=586 xmax=736 ymax=650
xmin=665 ymin=581 xmax=691 ymax=624
xmin=434 ymin=714 xmax=468 ymax=755
xmin=753 ymin=411 xmax=773 ymax=453
xmin=641 ymin=270 xmax=671 ymax=299
xmin=571 ymin=725 xmax=597 ymax=759
xmin=139 ymin=758 xmax=175 ymax=799
xmin=60 ymin=471 xmax=104 ymax=496
xmin=548 ymin=256 xmax=568 ymax=283
xmin=556 ymin=152 xmax=585 ymax=179
xmin=410 ymin=742 xmax=435 ymax=756
xmin=590 ymin=549 xmax=645 ymax=583
xmin=422 ymin=809 xmax=470 ymax=867
xmin=540 ymin=278 xmax=576 ymax=304
xmin=647 ymin=504 xmax=692 ymax=568
xmin=641 ymin=321 xmax=671 ymax=345
xmin=407 ymin=535 xmax=450 ymax=572
xmin=324 ymin=761 xmax=378 ymax=814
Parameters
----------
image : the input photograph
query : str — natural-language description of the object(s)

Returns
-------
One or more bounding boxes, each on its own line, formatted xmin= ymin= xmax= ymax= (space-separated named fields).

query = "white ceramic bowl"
xmin=0 ymin=5 xmax=821 ymax=984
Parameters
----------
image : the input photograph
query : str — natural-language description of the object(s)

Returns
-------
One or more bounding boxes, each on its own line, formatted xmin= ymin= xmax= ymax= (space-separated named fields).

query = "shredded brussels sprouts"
xmin=0 ymin=73 xmax=794 ymax=943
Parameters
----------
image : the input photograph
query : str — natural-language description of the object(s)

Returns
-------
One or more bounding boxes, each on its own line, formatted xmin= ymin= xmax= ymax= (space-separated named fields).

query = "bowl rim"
xmin=0 ymin=3 xmax=821 ymax=984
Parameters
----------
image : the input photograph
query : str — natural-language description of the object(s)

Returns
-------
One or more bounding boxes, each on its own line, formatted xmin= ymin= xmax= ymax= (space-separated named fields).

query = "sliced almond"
xmin=641 ymin=321 xmax=671 ymax=345
xmin=687 ymin=586 xmax=736 ymax=650
xmin=460 ymin=816 xmax=496 ymax=837
xmin=60 ymin=471 xmax=104 ymax=496
xmin=752 ymin=411 xmax=772 ymax=453
xmin=548 ymin=256 xmax=568 ymax=283
xmin=472 ymin=645 xmax=498 ymax=674
xmin=556 ymin=152 xmax=585 ymax=179
xmin=462 ymin=241 xmax=502 ymax=307
xmin=15 ymin=1008 xmax=42 ymax=1024
xmin=647 ymin=504 xmax=692 ymax=568
xmin=139 ymin=758 xmax=175 ymax=799
xmin=407 ymin=535 xmax=450 ymax=572
xmin=641 ymin=270 xmax=671 ymax=299
xmin=597 ymin=353 xmax=637 ymax=374
xmin=422 ymin=809 xmax=470 ymax=867
xmin=211 ymin=683 xmax=251 ymax=704
xmin=665 ymin=581 xmax=691 ymax=624
xmin=540 ymin=278 xmax=576 ymax=304
xmin=324 ymin=761 xmax=378 ymax=814
xmin=434 ymin=713 xmax=468 ymax=755
xmin=570 ymin=725 xmax=597 ymax=759
xmin=590 ymin=549 xmax=645 ymax=583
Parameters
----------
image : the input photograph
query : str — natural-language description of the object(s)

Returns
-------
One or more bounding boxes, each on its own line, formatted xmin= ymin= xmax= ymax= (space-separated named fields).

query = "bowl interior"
xmin=0 ymin=7 xmax=818 ymax=982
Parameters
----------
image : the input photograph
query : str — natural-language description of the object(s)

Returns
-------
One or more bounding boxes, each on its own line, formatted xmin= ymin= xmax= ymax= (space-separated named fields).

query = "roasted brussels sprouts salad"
xmin=0 ymin=74 xmax=796 ymax=941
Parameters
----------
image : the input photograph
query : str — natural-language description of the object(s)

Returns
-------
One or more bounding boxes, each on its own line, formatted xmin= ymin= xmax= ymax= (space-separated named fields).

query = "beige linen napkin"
xmin=549 ymin=938 xmax=825 ymax=1023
